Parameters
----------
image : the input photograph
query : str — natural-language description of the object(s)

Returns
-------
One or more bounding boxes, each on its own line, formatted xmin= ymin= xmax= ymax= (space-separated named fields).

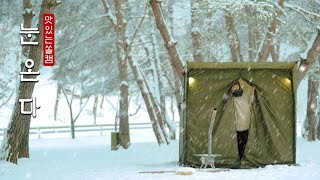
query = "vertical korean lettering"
xmin=43 ymin=14 xmax=55 ymax=66
xmin=19 ymin=23 xmax=41 ymax=118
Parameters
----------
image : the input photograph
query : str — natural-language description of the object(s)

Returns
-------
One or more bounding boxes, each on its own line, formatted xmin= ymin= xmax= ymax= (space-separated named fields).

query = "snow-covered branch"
xmin=74 ymin=96 xmax=91 ymax=123
xmin=129 ymin=104 xmax=141 ymax=116
xmin=57 ymin=25 xmax=112 ymax=55
xmin=0 ymin=90 xmax=14 ymax=109
xmin=101 ymin=0 xmax=117 ymax=29
xmin=122 ymin=3 xmax=148 ymax=64
xmin=284 ymin=3 xmax=320 ymax=21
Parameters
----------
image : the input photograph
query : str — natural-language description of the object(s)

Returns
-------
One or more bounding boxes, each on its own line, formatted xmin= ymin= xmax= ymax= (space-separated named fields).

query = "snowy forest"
xmin=0 ymin=0 xmax=320 ymax=179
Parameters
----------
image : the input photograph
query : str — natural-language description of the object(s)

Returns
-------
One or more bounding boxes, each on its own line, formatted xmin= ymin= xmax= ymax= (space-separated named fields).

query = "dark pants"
xmin=237 ymin=130 xmax=249 ymax=160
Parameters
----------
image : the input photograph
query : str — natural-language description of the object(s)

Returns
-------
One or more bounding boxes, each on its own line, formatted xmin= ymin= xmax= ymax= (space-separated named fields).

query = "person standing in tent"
xmin=230 ymin=80 xmax=256 ymax=161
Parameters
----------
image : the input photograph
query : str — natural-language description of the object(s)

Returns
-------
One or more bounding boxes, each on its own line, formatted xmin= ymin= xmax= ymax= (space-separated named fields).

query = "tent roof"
xmin=187 ymin=62 xmax=298 ymax=70
xmin=186 ymin=61 xmax=299 ymax=104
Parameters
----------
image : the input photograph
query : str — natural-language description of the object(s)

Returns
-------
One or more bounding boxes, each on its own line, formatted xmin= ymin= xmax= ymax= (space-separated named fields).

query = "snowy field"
xmin=1 ymin=129 xmax=320 ymax=180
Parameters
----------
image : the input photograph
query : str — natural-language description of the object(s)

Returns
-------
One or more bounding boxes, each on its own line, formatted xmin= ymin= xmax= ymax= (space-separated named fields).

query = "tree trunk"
xmin=205 ymin=4 xmax=217 ymax=62
xmin=69 ymin=103 xmax=75 ymax=139
xmin=225 ymin=12 xmax=243 ymax=62
xmin=18 ymin=124 xmax=30 ymax=158
xmin=149 ymin=14 xmax=176 ymax=139
xmin=118 ymin=58 xmax=130 ymax=148
xmin=170 ymin=95 xmax=176 ymax=140
xmin=297 ymin=30 xmax=320 ymax=85
xmin=174 ymin=71 xmax=182 ymax=118
xmin=139 ymin=67 xmax=170 ymax=144
xmin=248 ymin=24 xmax=256 ymax=62
xmin=0 ymin=0 xmax=60 ymax=164
xmin=149 ymin=0 xmax=184 ymax=81
xmin=21 ymin=0 xmax=33 ymax=59
xmin=171 ymin=95 xmax=175 ymax=122
xmin=128 ymin=55 xmax=165 ymax=145
xmin=303 ymin=75 xmax=318 ymax=141
xmin=254 ymin=28 xmax=261 ymax=59
xmin=114 ymin=0 xmax=130 ymax=149
xmin=257 ymin=0 xmax=284 ymax=62
xmin=54 ymin=82 xmax=61 ymax=121
xmin=102 ymin=0 xmax=166 ymax=145
xmin=318 ymin=105 xmax=320 ymax=140
xmin=17 ymin=0 xmax=33 ymax=160
xmin=140 ymin=27 xmax=159 ymax=104
xmin=191 ymin=0 xmax=204 ymax=62
xmin=61 ymin=87 xmax=76 ymax=139
xmin=93 ymin=95 xmax=98 ymax=124
xmin=271 ymin=44 xmax=280 ymax=62
xmin=100 ymin=95 xmax=104 ymax=109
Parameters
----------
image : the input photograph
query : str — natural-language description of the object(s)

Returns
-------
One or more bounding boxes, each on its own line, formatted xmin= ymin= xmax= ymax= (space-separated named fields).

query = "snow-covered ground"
xmin=0 ymin=129 xmax=320 ymax=180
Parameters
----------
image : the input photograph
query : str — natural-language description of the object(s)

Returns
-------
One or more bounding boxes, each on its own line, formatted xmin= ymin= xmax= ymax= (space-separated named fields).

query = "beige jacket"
xmin=233 ymin=86 xmax=255 ymax=131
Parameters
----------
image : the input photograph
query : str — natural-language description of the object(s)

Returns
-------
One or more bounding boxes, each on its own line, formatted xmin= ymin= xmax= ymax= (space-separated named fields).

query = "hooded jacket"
xmin=233 ymin=85 xmax=255 ymax=131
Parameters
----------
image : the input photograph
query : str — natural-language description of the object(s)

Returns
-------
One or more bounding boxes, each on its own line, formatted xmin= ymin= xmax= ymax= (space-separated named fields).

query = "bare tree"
xmin=303 ymin=75 xmax=319 ymax=141
xmin=61 ymin=87 xmax=90 ymax=139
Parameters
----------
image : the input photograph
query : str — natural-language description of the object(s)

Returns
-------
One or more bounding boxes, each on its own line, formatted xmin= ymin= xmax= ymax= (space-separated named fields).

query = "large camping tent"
xmin=179 ymin=62 xmax=298 ymax=168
